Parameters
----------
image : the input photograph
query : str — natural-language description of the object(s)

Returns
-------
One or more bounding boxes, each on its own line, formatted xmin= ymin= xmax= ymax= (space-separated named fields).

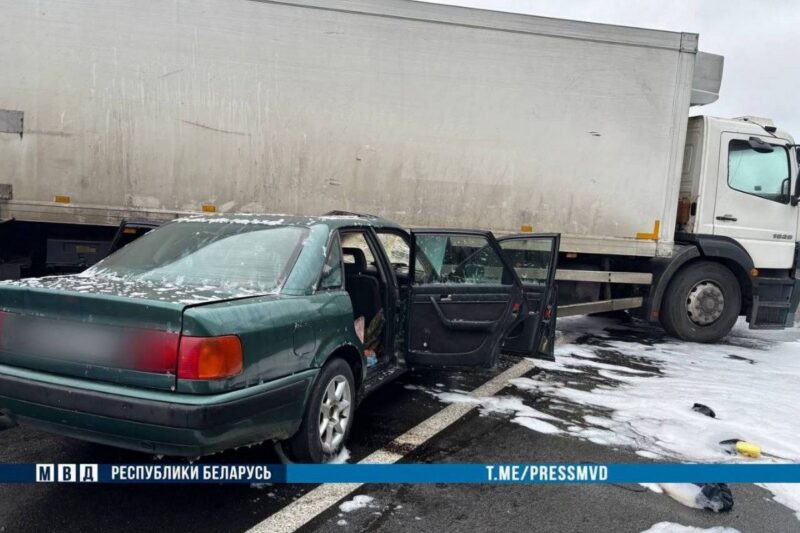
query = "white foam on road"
xmin=504 ymin=317 xmax=800 ymax=520
xmin=640 ymin=522 xmax=740 ymax=533
xmin=339 ymin=495 xmax=376 ymax=513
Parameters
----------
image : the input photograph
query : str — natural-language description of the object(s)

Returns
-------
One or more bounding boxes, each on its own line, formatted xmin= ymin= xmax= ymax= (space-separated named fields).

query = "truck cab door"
xmin=405 ymin=230 xmax=525 ymax=369
xmin=713 ymin=133 xmax=797 ymax=269
xmin=497 ymin=234 xmax=560 ymax=360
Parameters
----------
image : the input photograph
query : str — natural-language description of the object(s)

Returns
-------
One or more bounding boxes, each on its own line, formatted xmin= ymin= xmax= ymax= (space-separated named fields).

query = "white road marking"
xmin=247 ymin=358 xmax=535 ymax=533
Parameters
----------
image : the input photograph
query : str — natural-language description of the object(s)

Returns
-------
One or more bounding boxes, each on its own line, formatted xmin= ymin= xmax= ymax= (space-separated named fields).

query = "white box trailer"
xmin=1 ymin=0 xmax=798 ymax=343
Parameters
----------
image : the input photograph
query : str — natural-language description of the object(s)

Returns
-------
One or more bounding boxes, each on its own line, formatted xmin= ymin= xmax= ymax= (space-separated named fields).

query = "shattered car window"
xmin=414 ymin=234 xmax=510 ymax=285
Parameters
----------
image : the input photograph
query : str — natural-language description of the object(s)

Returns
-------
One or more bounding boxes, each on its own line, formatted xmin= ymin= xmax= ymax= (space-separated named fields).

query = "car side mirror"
xmin=748 ymin=136 xmax=774 ymax=154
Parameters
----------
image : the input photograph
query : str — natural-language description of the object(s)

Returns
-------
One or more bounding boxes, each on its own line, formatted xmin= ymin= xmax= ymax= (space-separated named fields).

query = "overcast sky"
xmin=421 ymin=0 xmax=799 ymax=137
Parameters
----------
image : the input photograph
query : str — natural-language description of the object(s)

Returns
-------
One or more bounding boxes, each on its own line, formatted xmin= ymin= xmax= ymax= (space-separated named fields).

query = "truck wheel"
xmin=660 ymin=261 xmax=741 ymax=343
xmin=286 ymin=358 xmax=355 ymax=463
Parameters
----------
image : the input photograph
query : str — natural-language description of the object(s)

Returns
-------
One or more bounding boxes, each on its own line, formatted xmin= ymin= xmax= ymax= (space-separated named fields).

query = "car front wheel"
xmin=286 ymin=358 xmax=355 ymax=463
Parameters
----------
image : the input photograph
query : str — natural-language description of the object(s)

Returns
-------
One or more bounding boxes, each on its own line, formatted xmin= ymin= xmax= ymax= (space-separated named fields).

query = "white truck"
xmin=0 ymin=0 xmax=798 ymax=343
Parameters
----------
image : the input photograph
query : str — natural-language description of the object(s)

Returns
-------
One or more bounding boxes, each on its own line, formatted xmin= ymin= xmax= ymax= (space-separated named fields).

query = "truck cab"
xmin=681 ymin=116 xmax=799 ymax=269
xmin=656 ymin=115 xmax=800 ymax=338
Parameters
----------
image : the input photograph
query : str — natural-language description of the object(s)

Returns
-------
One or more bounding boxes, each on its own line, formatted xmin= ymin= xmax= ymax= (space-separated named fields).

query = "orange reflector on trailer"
xmin=54 ymin=195 xmax=70 ymax=204
xmin=636 ymin=220 xmax=661 ymax=241
xmin=520 ymin=224 xmax=533 ymax=233
xmin=202 ymin=204 xmax=216 ymax=213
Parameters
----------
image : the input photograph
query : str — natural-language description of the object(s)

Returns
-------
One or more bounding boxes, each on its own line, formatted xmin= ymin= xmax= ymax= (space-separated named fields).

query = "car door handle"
xmin=716 ymin=214 xmax=738 ymax=222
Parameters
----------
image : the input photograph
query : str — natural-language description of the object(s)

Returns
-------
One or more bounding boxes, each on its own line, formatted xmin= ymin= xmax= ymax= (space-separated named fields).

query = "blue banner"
xmin=2 ymin=463 xmax=799 ymax=484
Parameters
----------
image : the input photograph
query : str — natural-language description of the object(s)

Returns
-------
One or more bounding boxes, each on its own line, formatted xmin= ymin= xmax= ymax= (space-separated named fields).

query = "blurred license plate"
xmin=2 ymin=315 xmax=120 ymax=363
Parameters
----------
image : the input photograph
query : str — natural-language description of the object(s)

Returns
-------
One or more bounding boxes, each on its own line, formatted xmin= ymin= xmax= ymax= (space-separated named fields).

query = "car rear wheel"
xmin=285 ymin=358 xmax=355 ymax=463
xmin=660 ymin=261 xmax=741 ymax=343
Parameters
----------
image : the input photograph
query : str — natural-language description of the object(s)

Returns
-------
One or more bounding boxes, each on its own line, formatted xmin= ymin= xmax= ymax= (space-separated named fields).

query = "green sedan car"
xmin=0 ymin=213 xmax=559 ymax=463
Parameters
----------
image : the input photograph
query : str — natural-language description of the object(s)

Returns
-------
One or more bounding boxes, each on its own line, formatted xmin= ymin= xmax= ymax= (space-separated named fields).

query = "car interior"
xmin=340 ymin=232 xmax=390 ymax=363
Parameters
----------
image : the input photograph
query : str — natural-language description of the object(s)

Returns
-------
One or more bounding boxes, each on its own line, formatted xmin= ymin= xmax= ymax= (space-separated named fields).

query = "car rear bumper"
xmin=0 ymin=364 xmax=315 ymax=456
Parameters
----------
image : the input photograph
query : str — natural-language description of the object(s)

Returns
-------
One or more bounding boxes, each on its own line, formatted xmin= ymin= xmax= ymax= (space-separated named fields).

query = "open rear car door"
xmin=497 ymin=234 xmax=560 ymax=361
xmin=405 ymin=230 xmax=536 ymax=369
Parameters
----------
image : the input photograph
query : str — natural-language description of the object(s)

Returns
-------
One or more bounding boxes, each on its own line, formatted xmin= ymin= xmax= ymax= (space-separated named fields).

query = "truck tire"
xmin=660 ymin=261 xmax=741 ymax=343
xmin=286 ymin=358 xmax=355 ymax=463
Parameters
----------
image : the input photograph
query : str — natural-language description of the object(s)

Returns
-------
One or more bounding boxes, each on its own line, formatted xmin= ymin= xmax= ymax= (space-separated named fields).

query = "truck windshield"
xmin=82 ymin=221 xmax=306 ymax=293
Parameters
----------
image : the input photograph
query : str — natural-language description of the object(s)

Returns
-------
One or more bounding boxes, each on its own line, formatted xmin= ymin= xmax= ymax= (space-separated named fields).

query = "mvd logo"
xmin=35 ymin=464 xmax=99 ymax=483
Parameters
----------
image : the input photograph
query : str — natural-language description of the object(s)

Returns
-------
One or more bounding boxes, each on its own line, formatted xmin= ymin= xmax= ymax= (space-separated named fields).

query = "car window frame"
xmin=339 ymin=227 xmax=393 ymax=288
xmin=313 ymin=230 xmax=346 ymax=293
xmin=409 ymin=228 xmax=522 ymax=288
xmin=374 ymin=228 xmax=418 ymax=279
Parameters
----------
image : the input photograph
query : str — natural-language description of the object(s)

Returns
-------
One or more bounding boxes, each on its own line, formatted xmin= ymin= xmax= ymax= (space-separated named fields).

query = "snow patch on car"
xmin=3 ymin=272 xmax=277 ymax=304
xmin=175 ymin=216 xmax=287 ymax=225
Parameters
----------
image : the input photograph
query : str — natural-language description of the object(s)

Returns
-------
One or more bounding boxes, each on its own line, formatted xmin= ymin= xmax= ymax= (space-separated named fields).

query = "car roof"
xmin=172 ymin=212 xmax=405 ymax=231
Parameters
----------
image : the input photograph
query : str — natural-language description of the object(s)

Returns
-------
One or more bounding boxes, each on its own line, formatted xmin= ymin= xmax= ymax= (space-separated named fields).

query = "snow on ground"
xmin=429 ymin=316 xmax=800 ymax=519
xmin=328 ymin=447 xmax=351 ymax=464
xmin=339 ymin=495 xmax=377 ymax=513
xmin=640 ymin=522 xmax=740 ymax=533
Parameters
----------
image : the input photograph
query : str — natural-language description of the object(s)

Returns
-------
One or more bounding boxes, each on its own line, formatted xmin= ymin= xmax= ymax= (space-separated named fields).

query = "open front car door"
xmin=497 ymin=234 xmax=560 ymax=361
xmin=406 ymin=230 xmax=526 ymax=369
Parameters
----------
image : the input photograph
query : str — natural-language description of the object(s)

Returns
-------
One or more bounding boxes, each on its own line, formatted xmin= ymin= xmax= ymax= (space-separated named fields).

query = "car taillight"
xmin=177 ymin=336 xmax=243 ymax=380
xmin=132 ymin=330 xmax=181 ymax=374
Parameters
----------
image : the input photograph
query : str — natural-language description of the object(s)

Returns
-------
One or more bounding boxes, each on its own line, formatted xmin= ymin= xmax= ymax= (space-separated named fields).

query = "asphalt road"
xmin=0 ymin=322 xmax=797 ymax=533
xmin=303 ymin=413 xmax=798 ymax=533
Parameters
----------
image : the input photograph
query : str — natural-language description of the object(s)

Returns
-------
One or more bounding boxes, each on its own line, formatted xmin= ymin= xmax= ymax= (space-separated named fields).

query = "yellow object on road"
xmin=735 ymin=441 xmax=761 ymax=458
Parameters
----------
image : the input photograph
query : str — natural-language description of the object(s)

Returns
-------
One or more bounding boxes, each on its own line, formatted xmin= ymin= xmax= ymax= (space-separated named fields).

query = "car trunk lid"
xmin=0 ymin=276 xmax=256 ymax=391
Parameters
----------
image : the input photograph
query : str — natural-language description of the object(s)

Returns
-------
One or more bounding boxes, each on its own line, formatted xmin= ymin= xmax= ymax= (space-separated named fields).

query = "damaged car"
xmin=0 ymin=213 xmax=558 ymax=463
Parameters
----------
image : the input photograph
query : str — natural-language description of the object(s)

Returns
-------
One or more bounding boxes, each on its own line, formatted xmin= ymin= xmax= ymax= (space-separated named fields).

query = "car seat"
xmin=343 ymin=247 xmax=381 ymax=323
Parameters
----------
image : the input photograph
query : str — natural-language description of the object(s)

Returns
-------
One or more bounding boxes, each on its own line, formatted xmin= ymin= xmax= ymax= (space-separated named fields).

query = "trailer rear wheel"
xmin=660 ymin=261 xmax=741 ymax=343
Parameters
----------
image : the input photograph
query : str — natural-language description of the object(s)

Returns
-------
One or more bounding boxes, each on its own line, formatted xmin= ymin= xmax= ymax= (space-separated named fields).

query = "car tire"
xmin=286 ymin=358 xmax=355 ymax=464
xmin=660 ymin=261 xmax=741 ymax=343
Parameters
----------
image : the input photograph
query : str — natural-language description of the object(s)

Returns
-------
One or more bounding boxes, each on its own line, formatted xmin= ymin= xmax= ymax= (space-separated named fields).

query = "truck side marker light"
xmin=520 ymin=224 xmax=533 ymax=233
xmin=202 ymin=204 xmax=217 ymax=213
xmin=751 ymin=268 xmax=759 ymax=278
xmin=636 ymin=219 xmax=661 ymax=241
xmin=54 ymin=195 xmax=70 ymax=204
